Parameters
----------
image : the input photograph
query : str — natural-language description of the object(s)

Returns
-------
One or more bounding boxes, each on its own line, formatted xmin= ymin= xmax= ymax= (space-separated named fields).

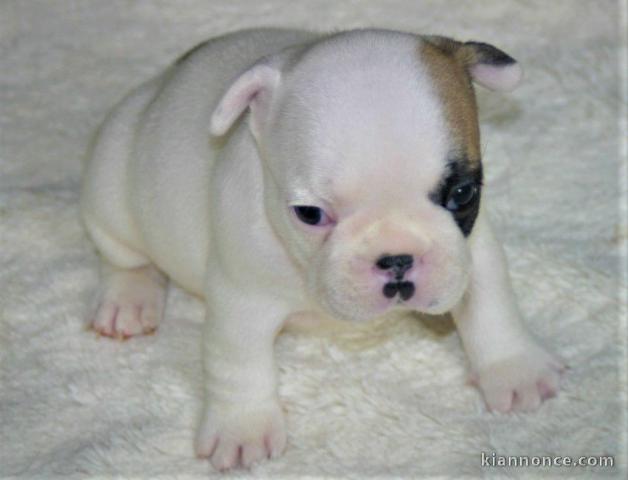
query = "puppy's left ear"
xmin=424 ymin=36 xmax=523 ymax=92
xmin=210 ymin=60 xmax=281 ymax=138
xmin=459 ymin=41 xmax=523 ymax=91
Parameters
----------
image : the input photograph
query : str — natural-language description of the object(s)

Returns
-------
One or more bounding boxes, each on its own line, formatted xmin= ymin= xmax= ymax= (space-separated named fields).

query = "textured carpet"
xmin=1 ymin=1 xmax=626 ymax=478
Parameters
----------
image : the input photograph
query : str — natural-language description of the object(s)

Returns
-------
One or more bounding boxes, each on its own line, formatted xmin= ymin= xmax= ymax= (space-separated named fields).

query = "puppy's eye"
xmin=446 ymin=182 xmax=478 ymax=211
xmin=292 ymin=206 xmax=332 ymax=226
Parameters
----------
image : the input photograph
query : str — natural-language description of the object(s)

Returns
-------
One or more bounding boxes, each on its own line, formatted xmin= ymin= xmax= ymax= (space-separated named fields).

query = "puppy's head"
xmin=211 ymin=30 xmax=522 ymax=321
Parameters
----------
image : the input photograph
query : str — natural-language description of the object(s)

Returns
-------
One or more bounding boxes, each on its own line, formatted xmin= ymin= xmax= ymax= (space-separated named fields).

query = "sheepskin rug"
xmin=1 ymin=0 xmax=626 ymax=477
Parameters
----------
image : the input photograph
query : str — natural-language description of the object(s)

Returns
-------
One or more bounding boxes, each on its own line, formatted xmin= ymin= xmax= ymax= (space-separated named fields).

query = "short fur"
xmin=80 ymin=28 xmax=562 ymax=471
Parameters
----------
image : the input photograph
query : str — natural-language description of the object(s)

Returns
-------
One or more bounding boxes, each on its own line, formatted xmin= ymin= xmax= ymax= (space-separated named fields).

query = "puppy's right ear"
xmin=210 ymin=61 xmax=281 ymax=138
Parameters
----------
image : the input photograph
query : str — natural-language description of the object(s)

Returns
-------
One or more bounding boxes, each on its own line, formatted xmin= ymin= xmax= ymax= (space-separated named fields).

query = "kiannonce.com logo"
xmin=481 ymin=452 xmax=615 ymax=468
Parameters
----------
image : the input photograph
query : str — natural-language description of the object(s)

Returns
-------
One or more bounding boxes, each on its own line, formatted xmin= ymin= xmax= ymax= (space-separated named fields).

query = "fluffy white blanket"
xmin=1 ymin=0 xmax=626 ymax=478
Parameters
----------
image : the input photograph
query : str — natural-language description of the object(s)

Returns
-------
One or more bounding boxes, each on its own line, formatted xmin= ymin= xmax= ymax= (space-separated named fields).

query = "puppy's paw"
xmin=473 ymin=346 xmax=565 ymax=413
xmin=195 ymin=401 xmax=286 ymax=471
xmin=90 ymin=265 xmax=166 ymax=339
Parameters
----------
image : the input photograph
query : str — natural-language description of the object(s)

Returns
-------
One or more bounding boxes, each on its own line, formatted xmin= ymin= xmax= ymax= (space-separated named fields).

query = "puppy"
xmin=80 ymin=28 xmax=564 ymax=470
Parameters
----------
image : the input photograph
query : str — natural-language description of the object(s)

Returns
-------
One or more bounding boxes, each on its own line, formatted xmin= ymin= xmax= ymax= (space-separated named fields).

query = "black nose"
xmin=376 ymin=254 xmax=413 ymax=279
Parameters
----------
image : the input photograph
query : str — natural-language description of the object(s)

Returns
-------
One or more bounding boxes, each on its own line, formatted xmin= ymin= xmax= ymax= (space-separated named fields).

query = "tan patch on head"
xmin=418 ymin=38 xmax=481 ymax=165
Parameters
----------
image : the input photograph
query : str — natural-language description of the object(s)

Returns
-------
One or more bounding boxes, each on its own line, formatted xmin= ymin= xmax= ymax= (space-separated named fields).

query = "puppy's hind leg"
xmin=84 ymin=223 xmax=168 ymax=339
xmin=90 ymin=261 xmax=167 ymax=339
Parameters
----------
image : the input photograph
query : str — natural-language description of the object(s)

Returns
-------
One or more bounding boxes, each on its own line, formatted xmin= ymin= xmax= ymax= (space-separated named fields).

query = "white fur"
xmin=80 ymin=28 xmax=563 ymax=470
xmin=451 ymin=208 xmax=564 ymax=412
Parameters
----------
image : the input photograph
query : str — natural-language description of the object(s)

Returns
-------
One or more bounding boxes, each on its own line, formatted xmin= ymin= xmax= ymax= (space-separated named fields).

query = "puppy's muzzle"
xmin=376 ymin=254 xmax=415 ymax=301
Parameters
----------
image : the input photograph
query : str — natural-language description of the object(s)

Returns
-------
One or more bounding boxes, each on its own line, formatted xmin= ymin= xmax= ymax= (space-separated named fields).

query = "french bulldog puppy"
xmin=80 ymin=28 xmax=564 ymax=470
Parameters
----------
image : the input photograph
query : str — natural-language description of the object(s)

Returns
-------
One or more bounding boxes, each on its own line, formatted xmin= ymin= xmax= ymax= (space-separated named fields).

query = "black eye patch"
xmin=430 ymin=159 xmax=483 ymax=236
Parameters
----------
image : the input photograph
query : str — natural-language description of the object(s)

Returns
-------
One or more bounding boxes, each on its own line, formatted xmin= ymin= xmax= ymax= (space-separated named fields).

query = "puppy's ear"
xmin=459 ymin=41 xmax=523 ymax=91
xmin=210 ymin=61 xmax=281 ymax=138
xmin=423 ymin=36 xmax=523 ymax=92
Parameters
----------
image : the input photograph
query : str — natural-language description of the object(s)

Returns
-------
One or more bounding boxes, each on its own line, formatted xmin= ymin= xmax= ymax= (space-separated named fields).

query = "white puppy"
xmin=80 ymin=28 xmax=564 ymax=470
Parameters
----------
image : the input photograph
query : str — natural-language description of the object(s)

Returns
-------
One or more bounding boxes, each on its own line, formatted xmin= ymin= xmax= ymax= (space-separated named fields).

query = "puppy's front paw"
xmin=195 ymin=400 xmax=286 ymax=471
xmin=473 ymin=346 xmax=565 ymax=413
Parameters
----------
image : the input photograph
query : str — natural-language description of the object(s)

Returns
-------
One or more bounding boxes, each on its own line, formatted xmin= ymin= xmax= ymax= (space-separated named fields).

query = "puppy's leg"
xmin=90 ymin=260 xmax=168 ymax=339
xmin=452 ymin=212 xmax=564 ymax=413
xmin=195 ymin=279 xmax=288 ymax=470
xmin=82 ymin=214 xmax=168 ymax=338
